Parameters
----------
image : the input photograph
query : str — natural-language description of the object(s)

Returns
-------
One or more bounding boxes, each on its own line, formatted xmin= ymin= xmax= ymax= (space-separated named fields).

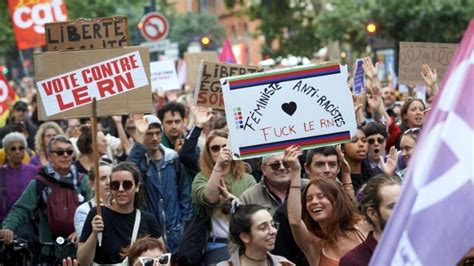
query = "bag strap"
xmin=130 ymin=209 xmax=141 ymax=244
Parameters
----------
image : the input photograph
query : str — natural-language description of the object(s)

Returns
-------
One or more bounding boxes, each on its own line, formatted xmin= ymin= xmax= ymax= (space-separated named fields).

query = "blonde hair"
xmin=34 ymin=122 xmax=64 ymax=153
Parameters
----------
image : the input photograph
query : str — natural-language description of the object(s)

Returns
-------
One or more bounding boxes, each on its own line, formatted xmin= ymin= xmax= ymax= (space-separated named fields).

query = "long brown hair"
xmin=198 ymin=129 xmax=246 ymax=179
xmin=400 ymin=98 xmax=425 ymax=132
xmin=301 ymin=179 xmax=361 ymax=246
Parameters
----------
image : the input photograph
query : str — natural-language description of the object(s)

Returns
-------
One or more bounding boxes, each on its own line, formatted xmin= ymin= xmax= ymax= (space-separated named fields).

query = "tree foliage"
xmin=168 ymin=12 xmax=226 ymax=55
xmin=227 ymin=0 xmax=474 ymax=58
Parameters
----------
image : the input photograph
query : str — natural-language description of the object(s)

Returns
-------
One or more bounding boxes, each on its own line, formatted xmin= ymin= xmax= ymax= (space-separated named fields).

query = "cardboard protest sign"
xmin=194 ymin=61 xmax=261 ymax=110
xmin=184 ymin=51 xmax=218 ymax=87
xmin=221 ymin=63 xmax=357 ymax=159
xmin=352 ymin=59 xmax=365 ymax=95
xmin=45 ymin=16 xmax=128 ymax=51
xmin=399 ymin=42 xmax=457 ymax=85
xmin=35 ymin=46 xmax=151 ymax=120
xmin=150 ymin=60 xmax=180 ymax=92
xmin=8 ymin=0 xmax=68 ymax=50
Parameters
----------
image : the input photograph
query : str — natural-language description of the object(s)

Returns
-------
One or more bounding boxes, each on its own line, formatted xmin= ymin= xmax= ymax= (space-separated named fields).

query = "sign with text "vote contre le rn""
xmin=35 ymin=46 xmax=151 ymax=120
xmin=221 ymin=63 xmax=357 ymax=160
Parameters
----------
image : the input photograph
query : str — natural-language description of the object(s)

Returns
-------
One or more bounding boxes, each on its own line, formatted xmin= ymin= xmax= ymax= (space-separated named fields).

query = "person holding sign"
xmin=77 ymin=162 xmax=161 ymax=265
xmin=286 ymin=145 xmax=368 ymax=266
xmin=191 ymin=129 xmax=256 ymax=265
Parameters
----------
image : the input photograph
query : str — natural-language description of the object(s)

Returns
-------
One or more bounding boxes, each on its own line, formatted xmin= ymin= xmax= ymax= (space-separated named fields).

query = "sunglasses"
xmin=404 ymin=127 xmax=421 ymax=135
xmin=264 ymin=161 xmax=289 ymax=171
xmin=210 ymin=144 xmax=226 ymax=153
xmin=49 ymin=149 xmax=74 ymax=156
xmin=9 ymin=146 xmax=25 ymax=152
xmin=110 ymin=180 xmax=134 ymax=191
xmin=138 ymin=253 xmax=171 ymax=266
xmin=367 ymin=137 xmax=385 ymax=145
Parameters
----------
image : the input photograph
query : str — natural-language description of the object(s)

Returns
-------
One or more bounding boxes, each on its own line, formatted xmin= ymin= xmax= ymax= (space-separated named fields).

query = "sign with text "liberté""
xmin=221 ymin=63 xmax=357 ymax=159
xmin=35 ymin=46 xmax=151 ymax=120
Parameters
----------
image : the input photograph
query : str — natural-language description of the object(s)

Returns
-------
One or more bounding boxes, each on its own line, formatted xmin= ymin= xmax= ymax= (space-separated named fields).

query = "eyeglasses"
xmin=367 ymin=137 xmax=385 ymax=145
xmin=110 ymin=180 xmax=134 ymax=191
xmin=210 ymin=144 xmax=226 ymax=153
xmin=257 ymin=221 xmax=280 ymax=233
xmin=404 ymin=127 xmax=421 ymax=135
xmin=138 ymin=253 xmax=171 ymax=266
xmin=264 ymin=161 xmax=289 ymax=171
xmin=9 ymin=146 xmax=25 ymax=152
xmin=49 ymin=149 xmax=74 ymax=156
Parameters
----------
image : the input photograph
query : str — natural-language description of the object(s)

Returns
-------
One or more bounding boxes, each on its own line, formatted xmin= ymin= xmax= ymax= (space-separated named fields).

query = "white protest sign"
xmin=37 ymin=50 xmax=148 ymax=117
xmin=150 ymin=60 xmax=180 ymax=92
xmin=221 ymin=63 xmax=357 ymax=159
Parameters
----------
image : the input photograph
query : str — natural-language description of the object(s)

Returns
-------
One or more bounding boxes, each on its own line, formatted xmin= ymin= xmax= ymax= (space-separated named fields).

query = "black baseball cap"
xmin=13 ymin=101 xmax=28 ymax=111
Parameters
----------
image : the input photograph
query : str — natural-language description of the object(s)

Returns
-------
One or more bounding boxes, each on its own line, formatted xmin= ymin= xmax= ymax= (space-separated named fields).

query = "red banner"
xmin=8 ymin=0 xmax=68 ymax=50
xmin=0 ymin=72 xmax=17 ymax=116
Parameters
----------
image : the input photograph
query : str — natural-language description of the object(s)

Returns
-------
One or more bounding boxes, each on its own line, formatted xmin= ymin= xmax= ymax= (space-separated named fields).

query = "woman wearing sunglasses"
xmin=0 ymin=132 xmax=39 ymax=222
xmin=191 ymin=129 xmax=256 ymax=265
xmin=286 ymin=145 xmax=367 ymax=266
xmin=217 ymin=200 xmax=294 ymax=266
xmin=77 ymin=162 xmax=161 ymax=265
xmin=122 ymin=236 xmax=171 ymax=266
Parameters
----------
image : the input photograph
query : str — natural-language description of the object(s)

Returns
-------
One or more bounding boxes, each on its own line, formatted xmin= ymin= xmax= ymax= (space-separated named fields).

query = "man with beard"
xmin=339 ymin=174 xmax=401 ymax=265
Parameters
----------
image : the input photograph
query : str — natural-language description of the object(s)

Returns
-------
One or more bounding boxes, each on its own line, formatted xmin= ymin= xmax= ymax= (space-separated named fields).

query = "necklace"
xmin=243 ymin=253 xmax=267 ymax=262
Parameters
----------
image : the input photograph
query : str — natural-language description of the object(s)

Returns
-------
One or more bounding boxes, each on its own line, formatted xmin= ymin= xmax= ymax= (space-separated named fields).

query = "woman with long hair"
xmin=217 ymin=201 xmax=294 ymax=265
xmin=77 ymin=162 xmax=161 ymax=265
xmin=397 ymin=127 xmax=421 ymax=178
xmin=31 ymin=121 xmax=64 ymax=167
xmin=191 ymin=129 xmax=256 ymax=265
xmin=286 ymin=145 xmax=367 ymax=266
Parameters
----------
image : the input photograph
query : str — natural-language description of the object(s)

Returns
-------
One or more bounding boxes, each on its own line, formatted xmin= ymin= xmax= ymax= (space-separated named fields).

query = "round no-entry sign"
xmin=139 ymin=12 xmax=169 ymax=42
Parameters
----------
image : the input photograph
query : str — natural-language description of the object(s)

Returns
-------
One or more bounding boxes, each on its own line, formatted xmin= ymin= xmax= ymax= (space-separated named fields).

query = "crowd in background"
xmin=0 ymin=57 xmax=462 ymax=266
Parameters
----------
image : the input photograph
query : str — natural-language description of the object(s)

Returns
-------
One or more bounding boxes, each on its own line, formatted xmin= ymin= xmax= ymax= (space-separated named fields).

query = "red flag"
xmin=8 ymin=0 xmax=68 ymax=50
xmin=0 ymin=73 xmax=17 ymax=116
xmin=219 ymin=39 xmax=237 ymax=64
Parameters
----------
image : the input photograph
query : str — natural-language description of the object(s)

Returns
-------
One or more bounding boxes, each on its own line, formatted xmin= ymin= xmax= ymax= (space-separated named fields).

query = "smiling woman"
xmin=217 ymin=201 xmax=295 ymax=266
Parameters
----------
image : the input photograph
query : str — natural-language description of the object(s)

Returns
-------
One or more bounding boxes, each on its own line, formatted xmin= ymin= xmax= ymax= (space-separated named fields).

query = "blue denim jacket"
xmin=128 ymin=143 xmax=192 ymax=254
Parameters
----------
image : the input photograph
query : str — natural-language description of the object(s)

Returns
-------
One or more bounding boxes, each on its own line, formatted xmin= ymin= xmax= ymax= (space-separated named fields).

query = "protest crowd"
xmin=0 ymin=5 xmax=473 ymax=266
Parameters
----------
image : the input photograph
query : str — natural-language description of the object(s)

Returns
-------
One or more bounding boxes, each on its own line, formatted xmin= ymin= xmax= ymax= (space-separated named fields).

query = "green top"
xmin=192 ymin=171 xmax=256 ymax=215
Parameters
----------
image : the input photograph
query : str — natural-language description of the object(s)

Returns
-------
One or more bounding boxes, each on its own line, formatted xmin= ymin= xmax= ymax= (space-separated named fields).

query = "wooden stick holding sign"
xmin=90 ymin=98 xmax=102 ymax=246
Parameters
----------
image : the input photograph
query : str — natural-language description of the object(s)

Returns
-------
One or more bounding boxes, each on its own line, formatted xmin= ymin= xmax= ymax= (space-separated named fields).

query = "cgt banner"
xmin=221 ymin=63 xmax=357 ymax=160
xmin=35 ymin=46 xmax=151 ymax=120
xmin=8 ymin=0 xmax=68 ymax=50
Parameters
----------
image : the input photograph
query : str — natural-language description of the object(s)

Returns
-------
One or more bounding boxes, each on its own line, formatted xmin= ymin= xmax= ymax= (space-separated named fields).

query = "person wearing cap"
xmin=0 ymin=101 xmax=38 ymax=150
xmin=127 ymin=114 xmax=192 ymax=256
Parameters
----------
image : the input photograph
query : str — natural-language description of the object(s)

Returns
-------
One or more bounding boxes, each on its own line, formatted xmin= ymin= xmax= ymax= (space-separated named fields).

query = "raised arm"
xmin=204 ymin=147 xmax=232 ymax=204
xmin=285 ymin=145 xmax=319 ymax=262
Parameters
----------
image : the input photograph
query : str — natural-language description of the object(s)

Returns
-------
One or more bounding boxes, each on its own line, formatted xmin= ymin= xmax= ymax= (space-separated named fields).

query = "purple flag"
xmin=370 ymin=19 xmax=474 ymax=265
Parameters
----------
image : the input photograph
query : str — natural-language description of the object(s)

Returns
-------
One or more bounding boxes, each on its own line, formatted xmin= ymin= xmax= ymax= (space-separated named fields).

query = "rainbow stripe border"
xmin=228 ymin=64 xmax=340 ymax=90
xmin=238 ymin=131 xmax=351 ymax=158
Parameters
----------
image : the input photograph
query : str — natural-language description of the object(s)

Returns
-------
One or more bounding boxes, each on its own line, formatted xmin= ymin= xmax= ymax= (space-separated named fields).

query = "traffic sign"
xmin=139 ymin=12 xmax=169 ymax=42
